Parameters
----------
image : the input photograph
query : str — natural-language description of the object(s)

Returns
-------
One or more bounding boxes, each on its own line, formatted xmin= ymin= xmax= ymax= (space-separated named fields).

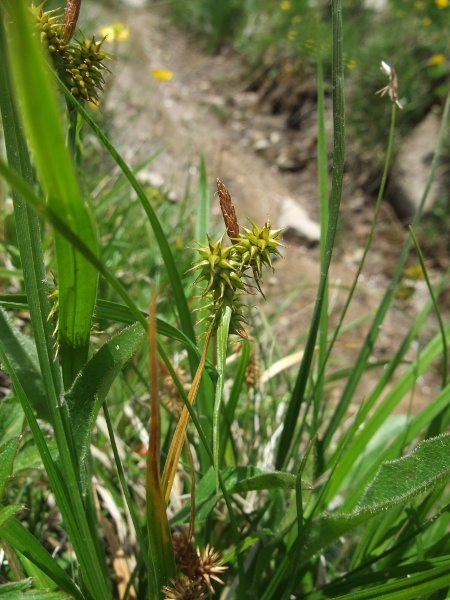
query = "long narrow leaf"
xmin=276 ymin=0 xmax=345 ymax=469
xmin=146 ymin=295 xmax=176 ymax=598
xmin=3 ymin=0 xmax=98 ymax=386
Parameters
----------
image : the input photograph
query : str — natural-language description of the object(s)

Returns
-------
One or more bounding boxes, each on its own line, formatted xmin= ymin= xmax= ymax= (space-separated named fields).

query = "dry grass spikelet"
xmin=162 ymin=577 xmax=208 ymax=600
xmin=245 ymin=352 xmax=260 ymax=388
xmin=197 ymin=544 xmax=228 ymax=593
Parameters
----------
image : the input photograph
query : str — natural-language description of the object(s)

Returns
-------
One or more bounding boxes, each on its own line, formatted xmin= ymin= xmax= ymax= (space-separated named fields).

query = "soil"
xmin=87 ymin=2 xmax=448 ymax=412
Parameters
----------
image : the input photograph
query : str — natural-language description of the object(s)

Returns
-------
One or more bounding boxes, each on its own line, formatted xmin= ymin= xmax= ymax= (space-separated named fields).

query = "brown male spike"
xmin=217 ymin=178 xmax=240 ymax=243
xmin=64 ymin=0 xmax=81 ymax=40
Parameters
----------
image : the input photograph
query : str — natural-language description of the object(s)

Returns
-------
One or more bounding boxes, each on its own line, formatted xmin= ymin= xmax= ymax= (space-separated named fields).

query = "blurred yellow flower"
xmin=151 ymin=68 xmax=173 ymax=80
xmin=421 ymin=16 xmax=432 ymax=25
xmin=288 ymin=30 xmax=297 ymax=40
xmin=428 ymin=53 xmax=445 ymax=65
xmin=435 ymin=0 xmax=449 ymax=8
xmin=100 ymin=22 xmax=130 ymax=42
xmin=414 ymin=1 xmax=424 ymax=8
xmin=346 ymin=58 xmax=357 ymax=70
xmin=291 ymin=15 xmax=301 ymax=24
xmin=280 ymin=1 xmax=292 ymax=10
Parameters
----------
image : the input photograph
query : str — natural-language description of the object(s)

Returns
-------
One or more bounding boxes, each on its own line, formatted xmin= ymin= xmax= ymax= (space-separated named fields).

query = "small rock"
xmin=232 ymin=91 xmax=259 ymax=109
xmin=137 ymin=170 xmax=164 ymax=188
xmin=276 ymin=151 xmax=307 ymax=171
xmin=388 ymin=112 xmax=444 ymax=221
xmin=270 ymin=131 xmax=281 ymax=145
xmin=278 ymin=197 xmax=321 ymax=243
xmin=253 ymin=138 xmax=271 ymax=152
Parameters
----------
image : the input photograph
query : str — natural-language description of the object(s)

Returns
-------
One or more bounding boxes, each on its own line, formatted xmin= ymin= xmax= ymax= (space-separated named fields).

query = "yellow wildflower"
xmin=421 ymin=16 xmax=432 ymax=25
xmin=287 ymin=30 xmax=297 ymax=40
xmin=414 ymin=1 xmax=424 ymax=8
xmin=292 ymin=15 xmax=301 ymax=24
xmin=100 ymin=22 xmax=130 ymax=42
xmin=428 ymin=53 xmax=445 ymax=65
xmin=280 ymin=1 xmax=292 ymax=10
xmin=151 ymin=68 xmax=173 ymax=81
xmin=346 ymin=58 xmax=357 ymax=70
xmin=435 ymin=0 xmax=449 ymax=8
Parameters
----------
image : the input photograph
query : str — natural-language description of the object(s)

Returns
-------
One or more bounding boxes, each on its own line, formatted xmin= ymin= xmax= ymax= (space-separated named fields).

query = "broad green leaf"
xmin=66 ymin=322 xmax=146 ymax=465
xmin=13 ymin=440 xmax=58 ymax=476
xmin=0 ymin=437 xmax=20 ymax=499
xmin=0 ymin=307 xmax=49 ymax=421
xmin=302 ymin=434 xmax=450 ymax=561
xmin=171 ymin=466 xmax=300 ymax=524
xmin=4 ymin=0 xmax=98 ymax=387
xmin=359 ymin=433 xmax=450 ymax=510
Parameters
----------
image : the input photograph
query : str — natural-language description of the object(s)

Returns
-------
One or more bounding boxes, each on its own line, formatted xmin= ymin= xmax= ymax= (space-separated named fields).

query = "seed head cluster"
xmin=162 ymin=534 xmax=227 ymax=599
xmin=32 ymin=2 xmax=112 ymax=105
xmin=191 ymin=180 xmax=284 ymax=338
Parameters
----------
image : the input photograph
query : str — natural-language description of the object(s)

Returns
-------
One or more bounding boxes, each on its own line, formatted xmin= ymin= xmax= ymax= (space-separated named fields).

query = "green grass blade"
xmin=146 ymin=296 xmax=176 ymax=598
xmin=276 ymin=0 xmax=345 ymax=469
xmin=0 ymin=159 xmax=148 ymax=333
xmin=0 ymin=511 xmax=84 ymax=599
xmin=322 ymin=92 xmax=450 ymax=452
xmin=55 ymin=76 xmax=197 ymax=359
xmin=0 ymin=323 xmax=110 ymax=598
xmin=196 ymin=155 xmax=210 ymax=244
xmin=213 ymin=298 xmax=232 ymax=491
xmin=316 ymin=559 xmax=450 ymax=599
xmin=3 ymin=0 xmax=98 ymax=387
xmin=0 ymin=437 xmax=20 ymax=498
xmin=0 ymin=308 xmax=50 ymax=421
xmin=0 ymin=3 xmax=63 ymax=431
xmin=327 ymin=320 xmax=450 ymax=510
xmin=409 ymin=227 xmax=448 ymax=390
xmin=219 ymin=338 xmax=250 ymax=465
xmin=315 ymin=59 xmax=329 ymax=427
xmin=0 ymin=295 xmax=217 ymax=380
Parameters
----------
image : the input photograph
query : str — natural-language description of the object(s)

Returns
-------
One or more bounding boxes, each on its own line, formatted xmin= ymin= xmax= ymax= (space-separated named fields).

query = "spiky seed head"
xmin=31 ymin=3 xmax=68 ymax=54
xmin=197 ymin=545 xmax=228 ymax=593
xmin=64 ymin=33 xmax=113 ymax=104
xmin=162 ymin=577 xmax=208 ymax=600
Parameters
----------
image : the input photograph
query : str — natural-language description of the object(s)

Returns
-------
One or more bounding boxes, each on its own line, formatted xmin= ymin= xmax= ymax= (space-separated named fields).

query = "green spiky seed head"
xmin=64 ymin=34 xmax=112 ymax=104
xmin=190 ymin=234 xmax=246 ymax=300
xmin=235 ymin=218 xmax=285 ymax=283
xmin=31 ymin=3 xmax=68 ymax=54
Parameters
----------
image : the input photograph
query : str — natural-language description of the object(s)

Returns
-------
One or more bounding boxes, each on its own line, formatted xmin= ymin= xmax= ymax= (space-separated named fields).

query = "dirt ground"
xmin=87 ymin=3 xmax=447 ymax=411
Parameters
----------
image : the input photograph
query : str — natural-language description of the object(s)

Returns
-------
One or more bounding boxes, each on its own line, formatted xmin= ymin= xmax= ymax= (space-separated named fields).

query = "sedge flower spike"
xmin=376 ymin=60 xmax=403 ymax=109
xmin=190 ymin=179 xmax=284 ymax=337
xmin=32 ymin=2 xmax=113 ymax=105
